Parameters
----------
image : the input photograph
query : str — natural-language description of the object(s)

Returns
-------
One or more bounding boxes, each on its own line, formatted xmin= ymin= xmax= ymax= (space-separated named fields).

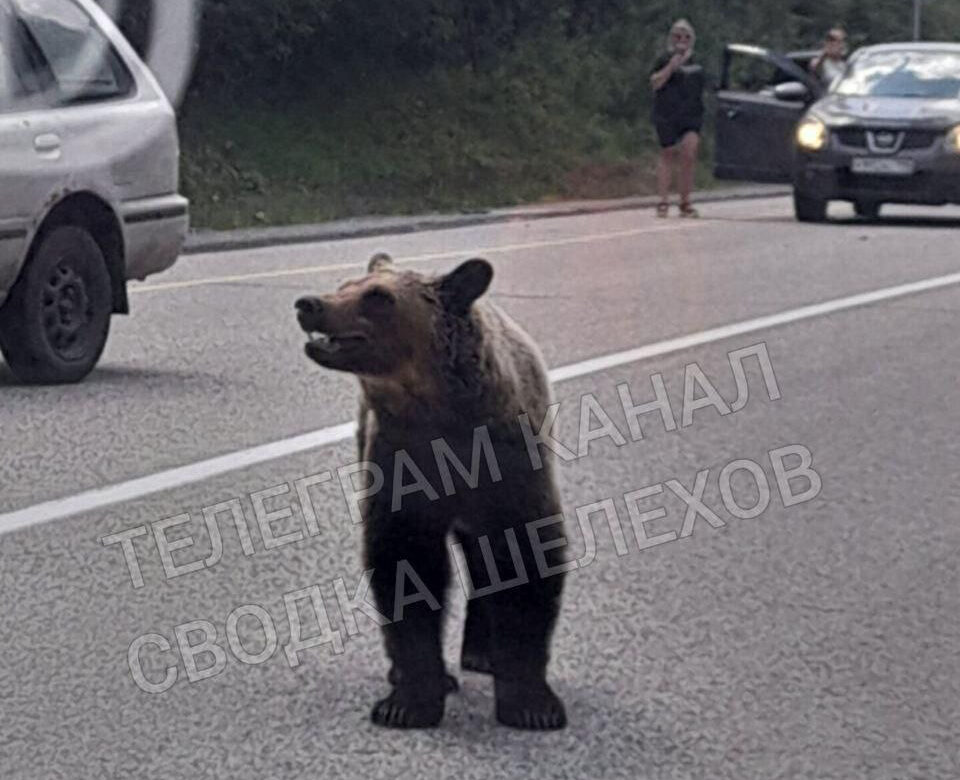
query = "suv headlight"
xmin=797 ymin=118 xmax=829 ymax=151
xmin=947 ymin=125 xmax=960 ymax=153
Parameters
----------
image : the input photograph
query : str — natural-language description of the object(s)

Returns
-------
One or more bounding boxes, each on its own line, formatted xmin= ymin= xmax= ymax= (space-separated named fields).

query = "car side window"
xmin=12 ymin=0 xmax=133 ymax=105
xmin=727 ymin=53 xmax=779 ymax=93
xmin=725 ymin=51 xmax=800 ymax=96
xmin=0 ymin=5 xmax=49 ymax=112
xmin=10 ymin=15 xmax=55 ymax=101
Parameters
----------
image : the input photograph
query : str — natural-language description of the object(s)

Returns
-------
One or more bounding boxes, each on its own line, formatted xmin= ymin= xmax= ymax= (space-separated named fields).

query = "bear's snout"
xmin=295 ymin=296 xmax=324 ymax=316
xmin=295 ymin=296 xmax=326 ymax=331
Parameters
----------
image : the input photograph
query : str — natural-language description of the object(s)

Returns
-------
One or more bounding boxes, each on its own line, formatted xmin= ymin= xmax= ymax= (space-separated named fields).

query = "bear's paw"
xmin=371 ymin=689 xmax=445 ymax=729
xmin=495 ymin=683 xmax=567 ymax=730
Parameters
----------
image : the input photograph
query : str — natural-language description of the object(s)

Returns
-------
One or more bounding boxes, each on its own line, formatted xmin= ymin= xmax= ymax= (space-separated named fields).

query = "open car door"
xmin=714 ymin=44 xmax=825 ymax=183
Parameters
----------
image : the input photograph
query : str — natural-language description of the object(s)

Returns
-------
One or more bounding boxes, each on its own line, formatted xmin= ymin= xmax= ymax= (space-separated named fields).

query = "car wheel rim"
xmin=42 ymin=260 xmax=94 ymax=361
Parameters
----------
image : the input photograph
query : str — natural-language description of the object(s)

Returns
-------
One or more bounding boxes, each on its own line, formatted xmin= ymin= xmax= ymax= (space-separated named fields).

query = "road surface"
xmin=2 ymin=197 xmax=958 ymax=780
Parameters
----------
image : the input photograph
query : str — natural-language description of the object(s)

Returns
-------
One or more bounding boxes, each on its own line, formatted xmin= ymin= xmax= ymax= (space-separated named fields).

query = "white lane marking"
xmin=129 ymin=222 xmax=717 ymax=294
xmin=3 ymin=268 xmax=960 ymax=534
xmin=550 ymin=270 xmax=960 ymax=380
xmin=0 ymin=423 xmax=356 ymax=536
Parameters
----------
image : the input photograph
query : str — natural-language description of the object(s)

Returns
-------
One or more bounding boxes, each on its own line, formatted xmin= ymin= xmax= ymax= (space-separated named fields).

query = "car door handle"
xmin=34 ymin=133 xmax=62 ymax=154
xmin=725 ymin=108 xmax=740 ymax=119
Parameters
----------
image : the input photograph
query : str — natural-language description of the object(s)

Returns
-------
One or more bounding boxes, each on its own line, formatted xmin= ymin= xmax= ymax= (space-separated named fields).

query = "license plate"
xmin=851 ymin=157 xmax=915 ymax=176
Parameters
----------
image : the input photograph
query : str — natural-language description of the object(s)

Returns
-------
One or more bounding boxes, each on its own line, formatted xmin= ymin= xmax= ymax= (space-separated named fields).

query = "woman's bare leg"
xmin=657 ymin=146 xmax=676 ymax=204
xmin=678 ymin=131 xmax=700 ymax=205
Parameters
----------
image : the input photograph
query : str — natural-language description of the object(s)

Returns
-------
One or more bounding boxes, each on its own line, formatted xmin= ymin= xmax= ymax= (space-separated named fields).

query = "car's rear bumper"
xmin=121 ymin=194 xmax=189 ymax=281
xmin=795 ymin=144 xmax=960 ymax=204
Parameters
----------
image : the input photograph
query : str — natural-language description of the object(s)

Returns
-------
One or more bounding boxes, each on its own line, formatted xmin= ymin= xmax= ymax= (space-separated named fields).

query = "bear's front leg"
xmin=488 ymin=573 xmax=567 ymax=730
xmin=474 ymin=511 xmax=567 ymax=730
xmin=365 ymin=515 xmax=451 ymax=728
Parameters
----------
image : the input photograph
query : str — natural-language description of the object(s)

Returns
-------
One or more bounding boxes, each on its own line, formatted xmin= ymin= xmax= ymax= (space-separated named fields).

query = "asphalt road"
xmin=2 ymin=196 xmax=959 ymax=780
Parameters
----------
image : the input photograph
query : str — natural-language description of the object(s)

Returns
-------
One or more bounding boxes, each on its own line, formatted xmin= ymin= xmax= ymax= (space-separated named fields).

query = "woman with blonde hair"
xmin=650 ymin=19 xmax=706 ymax=217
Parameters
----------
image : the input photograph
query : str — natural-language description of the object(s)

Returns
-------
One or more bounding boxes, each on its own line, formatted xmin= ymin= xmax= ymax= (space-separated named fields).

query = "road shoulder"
xmin=184 ymin=184 xmax=789 ymax=255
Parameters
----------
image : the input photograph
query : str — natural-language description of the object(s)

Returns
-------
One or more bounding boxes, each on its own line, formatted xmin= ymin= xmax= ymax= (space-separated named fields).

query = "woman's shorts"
xmin=654 ymin=119 xmax=702 ymax=148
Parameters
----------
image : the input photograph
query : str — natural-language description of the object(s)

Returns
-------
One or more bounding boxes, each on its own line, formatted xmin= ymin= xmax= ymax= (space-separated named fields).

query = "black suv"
xmin=715 ymin=43 xmax=960 ymax=222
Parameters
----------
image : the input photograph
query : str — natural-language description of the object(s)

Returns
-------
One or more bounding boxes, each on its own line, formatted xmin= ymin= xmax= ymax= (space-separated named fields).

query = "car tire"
xmin=793 ymin=190 xmax=828 ymax=223
xmin=854 ymin=201 xmax=881 ymax=220
xmin=0 ymin=225 xmax=112 ymax=384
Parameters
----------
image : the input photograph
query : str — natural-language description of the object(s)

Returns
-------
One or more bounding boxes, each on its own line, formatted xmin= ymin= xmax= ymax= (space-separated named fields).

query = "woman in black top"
xmin=650 ymin=19 xmax=705 ymax=217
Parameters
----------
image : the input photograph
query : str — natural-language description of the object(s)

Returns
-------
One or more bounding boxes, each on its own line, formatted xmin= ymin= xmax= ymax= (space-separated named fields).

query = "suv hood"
xmin=815 ymin=94 xmax=960 ymax=129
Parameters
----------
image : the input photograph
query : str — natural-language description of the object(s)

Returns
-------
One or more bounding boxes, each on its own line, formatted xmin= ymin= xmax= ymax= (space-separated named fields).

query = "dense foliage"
xmin=113 ymin=0 xmax=960 ymax=99
xmin=113 ymin=0 xmax=960 ymax=228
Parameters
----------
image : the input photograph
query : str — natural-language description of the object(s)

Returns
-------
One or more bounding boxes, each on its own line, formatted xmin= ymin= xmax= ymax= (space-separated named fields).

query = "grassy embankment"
xmin=178 ymin=41 xmax=717 ymax=230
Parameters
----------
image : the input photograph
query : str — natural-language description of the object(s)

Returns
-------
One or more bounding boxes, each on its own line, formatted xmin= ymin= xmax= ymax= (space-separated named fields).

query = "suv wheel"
xmin=0 ymin=226 xmax=112 ymax=384
xmin=793 ymin=189 xmax=828 ymax=223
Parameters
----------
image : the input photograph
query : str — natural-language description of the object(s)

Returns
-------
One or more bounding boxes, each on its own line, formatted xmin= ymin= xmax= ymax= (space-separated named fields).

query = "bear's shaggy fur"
xmin=296 ymin=253 xmax=566 ymax=729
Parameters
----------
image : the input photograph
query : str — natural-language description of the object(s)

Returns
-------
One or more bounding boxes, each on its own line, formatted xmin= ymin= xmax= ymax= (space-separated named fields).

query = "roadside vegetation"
xmin=176 ymin=38 xmax=719 ymax=229
xmin=121 ymin=0 xmax=960 ymax=229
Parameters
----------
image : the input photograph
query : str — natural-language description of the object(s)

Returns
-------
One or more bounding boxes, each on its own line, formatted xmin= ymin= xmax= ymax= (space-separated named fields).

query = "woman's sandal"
xmin=679 ymin=201 xmax=699 ymax=218
xmin=656 ymin=202 xmax=670 ymax=218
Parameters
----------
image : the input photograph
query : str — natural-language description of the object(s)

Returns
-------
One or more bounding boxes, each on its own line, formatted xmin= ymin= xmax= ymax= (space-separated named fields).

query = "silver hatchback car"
xmin=0 ymin=0 xmax=187 ymax=383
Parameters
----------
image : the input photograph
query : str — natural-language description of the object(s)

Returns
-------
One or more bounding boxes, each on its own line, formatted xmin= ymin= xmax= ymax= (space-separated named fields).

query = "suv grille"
xmin=836 ymin=128 xmax=867 ymax=147
xmin=901 ymin=130 xmax=941 ymax=149
xmin=835 ymin=127 xmax=942 ymax=151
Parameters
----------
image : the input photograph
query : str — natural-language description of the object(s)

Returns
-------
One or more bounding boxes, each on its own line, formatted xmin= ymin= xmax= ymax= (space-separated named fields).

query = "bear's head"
xmin=295 ymin=253 xmax=493 ymax=379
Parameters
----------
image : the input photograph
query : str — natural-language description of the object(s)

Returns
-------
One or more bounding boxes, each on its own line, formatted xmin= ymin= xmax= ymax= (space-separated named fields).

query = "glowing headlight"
xmin=947 ymin=126 xmax=960 ymax=153
xmin=796 ymin=118 xmax=828 ymax=151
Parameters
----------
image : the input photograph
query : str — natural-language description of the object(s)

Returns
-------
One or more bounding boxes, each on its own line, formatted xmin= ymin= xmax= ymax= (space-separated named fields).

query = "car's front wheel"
xmin=0 ymin=226 xmax=112 ymax=384
xmin=854 ymin=201 xmax=881 ymax=220
xmin=793 ymin=189 xmax=828 ymax=223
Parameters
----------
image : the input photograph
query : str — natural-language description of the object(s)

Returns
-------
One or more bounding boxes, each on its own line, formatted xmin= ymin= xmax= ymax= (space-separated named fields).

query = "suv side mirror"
xmin=773 ymin=81 xmax=810 ymax=102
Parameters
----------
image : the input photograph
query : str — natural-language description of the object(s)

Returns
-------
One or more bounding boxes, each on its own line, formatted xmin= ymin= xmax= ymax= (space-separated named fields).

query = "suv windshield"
xmin=835 ymin=50 xmax=960 ymax=98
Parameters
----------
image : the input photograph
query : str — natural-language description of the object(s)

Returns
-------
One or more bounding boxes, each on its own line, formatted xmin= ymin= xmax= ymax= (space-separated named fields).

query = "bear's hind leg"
xmin=461 ymin=598 xmax=493 ymax=674
xmin=367 ymin=523 xmax=451 ymax=728
xmin=455 ymin=531 xmax=493 ymax=675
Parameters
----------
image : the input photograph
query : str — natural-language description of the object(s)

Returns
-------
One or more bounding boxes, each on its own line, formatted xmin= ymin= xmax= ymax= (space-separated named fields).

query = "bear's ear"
xmin=368 ymin=252 xmax=394 ymax=273
xmin=438 ymin=258 xmax=493 ymax=314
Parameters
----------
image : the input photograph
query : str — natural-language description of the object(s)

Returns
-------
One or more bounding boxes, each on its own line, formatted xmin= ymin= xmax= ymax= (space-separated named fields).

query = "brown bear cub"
xmin=295 ymin=253 xmax=567 ymax=730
